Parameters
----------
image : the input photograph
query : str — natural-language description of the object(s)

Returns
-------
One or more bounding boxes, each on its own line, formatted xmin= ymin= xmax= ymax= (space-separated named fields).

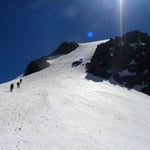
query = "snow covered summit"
xmin=0 ymin=39 xmax=150 ymax=150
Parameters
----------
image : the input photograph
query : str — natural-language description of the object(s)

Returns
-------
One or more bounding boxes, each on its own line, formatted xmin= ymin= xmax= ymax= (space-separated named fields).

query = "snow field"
xmin=0 ymin=40 xmax=150 ymax=150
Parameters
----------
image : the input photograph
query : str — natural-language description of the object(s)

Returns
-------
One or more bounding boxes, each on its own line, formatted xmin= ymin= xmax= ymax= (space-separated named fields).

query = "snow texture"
xmin=129 ymin=60 xmax=137 ymax=65
xmin=129 ymin=42 xmax=146 ymax=48
xmin=0 ymin=40 xmax=150 ymax=150
xmin=119 ymin=69 xmax=136 ymax=76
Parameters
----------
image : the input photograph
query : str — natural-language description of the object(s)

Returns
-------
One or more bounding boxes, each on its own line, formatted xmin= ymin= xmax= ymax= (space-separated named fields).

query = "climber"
xmin=20 ymin=79 xmax=22 ymax=84
xmin=17 ymin=82 xmax=20 ymax=88
xmin=10 ymin=83 xmax=14 ymax=92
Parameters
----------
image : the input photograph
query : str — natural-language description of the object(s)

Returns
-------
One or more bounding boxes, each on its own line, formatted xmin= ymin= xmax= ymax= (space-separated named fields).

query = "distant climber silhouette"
xmin=17 ymin=82 xmax=20 ymax=88
xmin=10 ymin=83 xmax=14 ymax=92
xmin=20 ymin=79 xmax=22 ymax=84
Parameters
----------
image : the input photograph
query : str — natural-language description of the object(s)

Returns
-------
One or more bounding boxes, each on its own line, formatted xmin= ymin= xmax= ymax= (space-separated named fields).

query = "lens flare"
xmin=87 ymin=32 xmax=94 ymax=38
xmin=119 ymin=0 xmax=123 ymax=36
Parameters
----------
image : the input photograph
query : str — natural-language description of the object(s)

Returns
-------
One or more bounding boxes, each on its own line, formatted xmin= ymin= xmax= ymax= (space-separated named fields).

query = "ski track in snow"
xmin=0 ymin=40 xmax=150 ymax=150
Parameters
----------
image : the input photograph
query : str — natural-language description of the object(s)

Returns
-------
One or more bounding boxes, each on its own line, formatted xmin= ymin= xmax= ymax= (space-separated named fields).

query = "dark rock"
xmin=24 ymin=56 xmax=50 ymax=76
xmin=50 ymin=42 xmax=79 ymax=56
xmin=142 ymin=85 xmax=150 ymax=95
xmin=72 ymin=59 xmax=83 ymax=67
xmin=86 ymin=31 xmax=150 ymax=95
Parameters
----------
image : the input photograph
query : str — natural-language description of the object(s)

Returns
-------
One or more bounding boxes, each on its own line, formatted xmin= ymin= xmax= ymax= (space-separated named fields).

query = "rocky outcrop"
xmin=24 ymin=41 xmax=79 ymax=76
xmin=86 ymin=31 xmax=150 ymax=95
xmin=24 ymin=56 xmax=50 ymax=76
xmin=50 ymin=42 xmax=79 ymax=56
xmin=72 ymin=59 xmax=83 ymax=67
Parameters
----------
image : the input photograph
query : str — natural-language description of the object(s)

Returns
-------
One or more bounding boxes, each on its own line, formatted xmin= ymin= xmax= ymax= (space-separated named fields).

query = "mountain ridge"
xmin=24 ymin=30 xmax=150 ymax=95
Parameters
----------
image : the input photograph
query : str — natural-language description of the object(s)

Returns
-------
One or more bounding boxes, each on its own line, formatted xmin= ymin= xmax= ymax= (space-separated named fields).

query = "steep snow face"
xmin=0 ymin=40 xmax=150 ymax=150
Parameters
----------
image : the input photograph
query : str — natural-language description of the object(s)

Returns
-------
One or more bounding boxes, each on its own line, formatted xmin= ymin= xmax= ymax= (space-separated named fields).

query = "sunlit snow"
xmin=0 ymin=40 xmax=150 ymax=150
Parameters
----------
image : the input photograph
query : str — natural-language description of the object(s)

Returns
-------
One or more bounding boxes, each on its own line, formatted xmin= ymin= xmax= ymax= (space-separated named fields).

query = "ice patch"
xmin=129 ymin=60 xmax=137 ymax=65
xmin=119 ymin=69 xmax=136 ymax=76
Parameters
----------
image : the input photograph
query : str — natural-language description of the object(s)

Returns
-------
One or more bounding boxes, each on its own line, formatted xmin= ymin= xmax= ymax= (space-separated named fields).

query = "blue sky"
xmin=0 ymin=0 xmax=150 ymax=83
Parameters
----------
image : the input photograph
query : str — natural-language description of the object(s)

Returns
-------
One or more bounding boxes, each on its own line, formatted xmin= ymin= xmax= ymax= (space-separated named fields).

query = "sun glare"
xmin=119 ymin=0 xmax=123 ymax=36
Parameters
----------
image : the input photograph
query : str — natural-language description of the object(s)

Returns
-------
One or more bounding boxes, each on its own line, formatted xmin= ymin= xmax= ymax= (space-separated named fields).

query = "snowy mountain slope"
xmin=0 ymin=40 xmax=150 ymax=150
